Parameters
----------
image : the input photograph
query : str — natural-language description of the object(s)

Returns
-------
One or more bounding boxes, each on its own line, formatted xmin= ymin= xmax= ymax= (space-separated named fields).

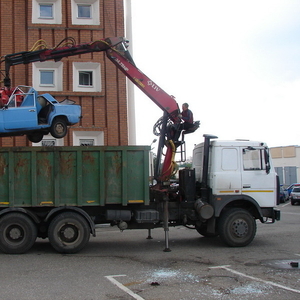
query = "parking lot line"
xmin=210 ymin=265 xmax=300 ymax=294
xmin=105 ymin=275 xmax=145 ymax=300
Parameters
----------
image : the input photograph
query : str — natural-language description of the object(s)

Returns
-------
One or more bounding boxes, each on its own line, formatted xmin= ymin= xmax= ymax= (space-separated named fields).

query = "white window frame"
xmin=32 ymin=61 xmax=63 ymax=91
xmin=32 ymin=0 xmax=62 ymax=24
xmin=73 ymin=131 xmax=104 ymax=146
xmin=32 ymin=134 xmax=64 ymax=146
xmin=71 ymin=0 xmax=100 ymax=25
xmin=73 ymin=62 xmax=101 ymax=92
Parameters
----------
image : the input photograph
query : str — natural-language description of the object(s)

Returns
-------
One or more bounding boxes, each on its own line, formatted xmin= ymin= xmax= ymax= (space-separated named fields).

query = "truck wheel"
xmin=0 ymin=213 xmax=37 ymax=254
xmin=218 ymin=208 xmax=256 ymax=247
xmin=50 ymin=117 xmax=67 ymax=138
xmin=48 ymin=212 xmax=90 ymax=253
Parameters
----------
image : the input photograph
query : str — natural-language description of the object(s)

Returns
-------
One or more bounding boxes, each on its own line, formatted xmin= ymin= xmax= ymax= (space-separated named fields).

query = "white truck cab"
xmin=191 ymin=135 xmax=280 ymax=246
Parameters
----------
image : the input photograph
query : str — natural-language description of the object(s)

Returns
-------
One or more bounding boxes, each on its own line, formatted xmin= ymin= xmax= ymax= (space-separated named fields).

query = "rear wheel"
xmin=219 ymin=208 xmax=256 ymax=247
xmin=50 ymin=117 xmax=67 ymax=138
xmin=0 ymin=213 xmax=37 ymax=254
xmin=48 ymin=212 xmax=90 ymax=253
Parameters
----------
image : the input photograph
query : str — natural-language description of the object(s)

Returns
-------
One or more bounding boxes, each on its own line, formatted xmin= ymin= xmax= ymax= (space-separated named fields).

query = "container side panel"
xmin=105 ymin=151 xmax=122 ymax=204
xmin=82 ymin=151 xmax=100 ymax=205
xmin=127 ymin=150 xmax=148 ymax=202
xmin=58 ymin=151 xmax=77 ymax=205
xmin=14 ymin=152 xmax=31 ymax=205
xmin=0 ymin=152 xmax=9 ymax=205
xmin=36 ymin=151 xmax=54 ymax=205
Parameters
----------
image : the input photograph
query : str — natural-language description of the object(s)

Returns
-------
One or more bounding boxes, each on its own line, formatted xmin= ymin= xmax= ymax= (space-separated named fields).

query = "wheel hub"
xmin=6 ymin=225 xmax=24 ymax=242
xmin=55 ymin=124 xmax=64 ymax=134
xmin=59 ymin=224 xmax=78 ymax=243
xmin=232 ymin=219 xmax=248 ymax=237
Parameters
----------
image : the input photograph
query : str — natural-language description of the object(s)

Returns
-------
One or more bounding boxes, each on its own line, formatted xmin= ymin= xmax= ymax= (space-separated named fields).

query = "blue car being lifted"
xmin=0 ymin=85 xmax=81 ymax=142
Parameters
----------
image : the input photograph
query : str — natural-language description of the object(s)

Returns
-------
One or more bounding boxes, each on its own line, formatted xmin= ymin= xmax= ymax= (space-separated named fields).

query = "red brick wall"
xmin=0 ymin=0 xmax=127 ymax=147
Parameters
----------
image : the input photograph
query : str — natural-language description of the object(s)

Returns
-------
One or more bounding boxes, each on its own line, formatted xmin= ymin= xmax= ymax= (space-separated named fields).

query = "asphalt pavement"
xmin=0 ymin=201 xmax=299 ymax=300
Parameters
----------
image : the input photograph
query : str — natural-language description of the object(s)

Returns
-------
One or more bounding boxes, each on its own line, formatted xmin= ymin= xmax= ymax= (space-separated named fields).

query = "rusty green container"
xmin=0 ymin=146 xmax=150 ymax=207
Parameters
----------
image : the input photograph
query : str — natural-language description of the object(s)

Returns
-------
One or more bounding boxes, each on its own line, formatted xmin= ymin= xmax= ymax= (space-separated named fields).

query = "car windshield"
xmin=292 ymin=187 xmax=300 ymax=192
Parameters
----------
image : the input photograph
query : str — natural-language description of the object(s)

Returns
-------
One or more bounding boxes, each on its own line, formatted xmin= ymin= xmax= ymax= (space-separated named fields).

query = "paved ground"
xmin=0 ymin=201 xmax=299 ymax=300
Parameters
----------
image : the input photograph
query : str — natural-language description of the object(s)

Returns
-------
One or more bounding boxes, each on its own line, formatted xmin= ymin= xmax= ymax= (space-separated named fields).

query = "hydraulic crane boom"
xmin=3 ymin=37 xmax=180 ymax=123
xmin=1 ymin=37 xmax=198 ymax=182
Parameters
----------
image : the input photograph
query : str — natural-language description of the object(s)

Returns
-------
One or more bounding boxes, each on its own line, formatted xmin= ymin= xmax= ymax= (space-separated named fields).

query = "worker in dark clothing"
xmin=179 ymin=103 xmax=194 ymax=131
xmin=172 ymin=103 xmax=194 ymax=142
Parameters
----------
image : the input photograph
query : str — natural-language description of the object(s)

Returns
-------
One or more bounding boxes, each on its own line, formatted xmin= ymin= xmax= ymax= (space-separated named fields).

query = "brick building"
xmin=0 ymin=0 xmax=128 ymax=147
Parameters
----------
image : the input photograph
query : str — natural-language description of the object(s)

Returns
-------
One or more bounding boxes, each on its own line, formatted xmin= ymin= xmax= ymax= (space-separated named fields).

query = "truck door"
xmin=241 ymin=147 xmax=276 ymax=207
xmin=212 ymin=147 xmax=242 ymax=194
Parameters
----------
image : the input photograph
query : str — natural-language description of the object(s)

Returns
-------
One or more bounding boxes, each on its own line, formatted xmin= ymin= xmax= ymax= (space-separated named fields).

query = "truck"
xmin=0 ymin=37 xmax=280 ymax=254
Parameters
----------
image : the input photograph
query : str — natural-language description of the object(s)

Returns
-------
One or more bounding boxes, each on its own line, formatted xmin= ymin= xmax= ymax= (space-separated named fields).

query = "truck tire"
xmin=0 ymin=213 xmax=37 ymax=254
xmin=48 ymin=212 xmax=90 ymax=253
xmin=218 ymin=208 xmax=256 ymax=247
xmin=50 ymin=117 xmax=67 ymax=138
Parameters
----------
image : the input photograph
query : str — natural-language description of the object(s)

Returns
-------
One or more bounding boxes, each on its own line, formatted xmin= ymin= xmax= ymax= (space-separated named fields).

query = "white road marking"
xmin=105 ymin=275 xmax=145 ymax=300
xmin=210 ymin=265 xmax=300 ymax=294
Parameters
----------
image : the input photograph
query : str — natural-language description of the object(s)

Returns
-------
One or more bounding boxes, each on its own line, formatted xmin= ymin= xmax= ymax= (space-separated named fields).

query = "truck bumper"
xmin=261 ymin=207 xmax=280 ymax=223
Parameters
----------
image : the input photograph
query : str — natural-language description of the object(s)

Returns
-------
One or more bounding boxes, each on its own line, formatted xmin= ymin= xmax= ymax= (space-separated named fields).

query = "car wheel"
xmin=291 ymin=200 xmax=295 ymax=205
xmin=27 ymin=133 xmax=44 ymax=143
xmin=50 ymin=117 xmax=67 ymax=138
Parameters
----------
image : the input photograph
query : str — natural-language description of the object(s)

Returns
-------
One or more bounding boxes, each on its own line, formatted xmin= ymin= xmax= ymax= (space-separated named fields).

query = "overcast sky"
xmin=129 ymin=0 xmax=300 ymax=157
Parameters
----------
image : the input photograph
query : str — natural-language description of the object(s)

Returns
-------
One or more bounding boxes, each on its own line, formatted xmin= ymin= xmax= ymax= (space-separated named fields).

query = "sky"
xmin=127 ymin=0 xmax=300 ymax=158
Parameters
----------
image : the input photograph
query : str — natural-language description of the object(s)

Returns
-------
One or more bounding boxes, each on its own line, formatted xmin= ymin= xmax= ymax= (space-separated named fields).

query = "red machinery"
xmin=1 ymin=37 xmax=199 ymax=183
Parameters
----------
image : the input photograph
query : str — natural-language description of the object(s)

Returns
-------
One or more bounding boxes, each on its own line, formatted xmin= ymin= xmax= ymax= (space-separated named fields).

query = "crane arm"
xmin=2 ymin=36 xmax=197 ymax=182
xmin=3 ymin=37 xmax=180 ymax=122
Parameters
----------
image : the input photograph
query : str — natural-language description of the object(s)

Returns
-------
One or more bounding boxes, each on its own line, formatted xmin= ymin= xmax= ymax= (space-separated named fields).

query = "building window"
xmin=40 ymin=70 xmax=54 ymax=86
xmin=33 ymin=62 xmax=63 ymax=91
xmin=71 ymin=0 xmax=100 ymax=25
xmin=79 ymin=71 xmax=93 ymax=86
xmin=80 ymin=139 xmax=94 ymax=146
xmin=73 ymin=62 xmax=101 ymax=92
xmin=73 ymin=131 xmax=104 ymax=146
xmin=39 ymin=4 xmax=53 ymax=18
xmin=32 ymin=0 xmax=62 ymax=24
xmin=78 ymin=4 xmax=91 ymax=18
xmin=32 ymin=134 xmax=64 ymax=146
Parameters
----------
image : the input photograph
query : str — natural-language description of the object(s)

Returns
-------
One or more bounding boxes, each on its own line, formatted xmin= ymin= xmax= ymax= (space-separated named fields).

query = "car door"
xmin=3 ymin=93 xmax=38 ymax=130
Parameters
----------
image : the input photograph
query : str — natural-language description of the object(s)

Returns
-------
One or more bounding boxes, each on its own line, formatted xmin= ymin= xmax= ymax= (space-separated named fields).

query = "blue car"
xmin=0 ymin=86 xmax=81 ymax=142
